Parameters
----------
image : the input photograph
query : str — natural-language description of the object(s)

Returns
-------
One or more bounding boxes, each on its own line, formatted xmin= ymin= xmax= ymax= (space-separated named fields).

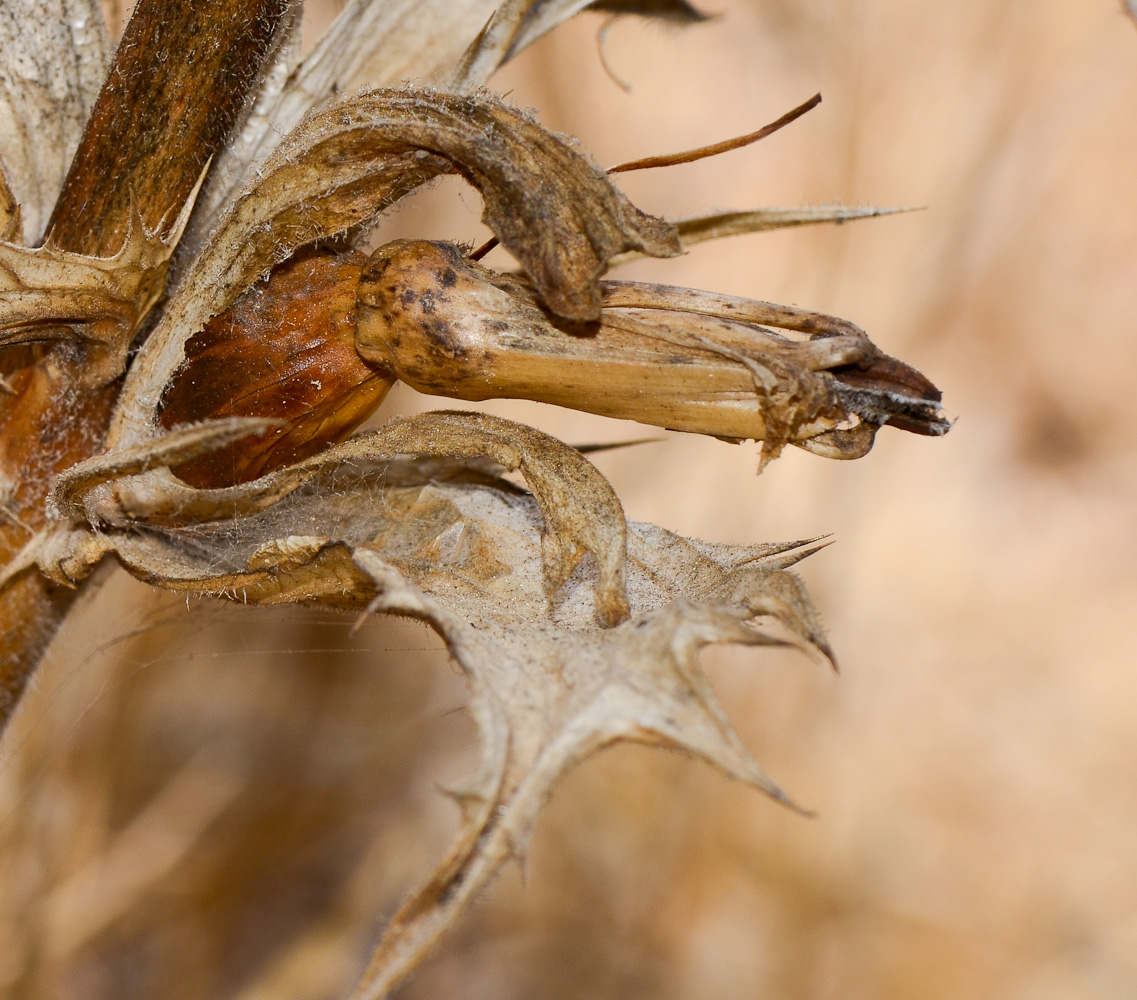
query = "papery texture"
xmin=0 ymin=0 xmax=107 ymax=245
xmin=112 ymin=88 xmax=678 ymax=448
xmin=35 ymin=408 xmax=832 ymax=999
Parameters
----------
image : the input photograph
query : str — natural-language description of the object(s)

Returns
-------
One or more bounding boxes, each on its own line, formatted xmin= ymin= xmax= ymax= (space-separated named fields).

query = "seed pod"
xmin=159 ymin=249 xmax=394 ymax=487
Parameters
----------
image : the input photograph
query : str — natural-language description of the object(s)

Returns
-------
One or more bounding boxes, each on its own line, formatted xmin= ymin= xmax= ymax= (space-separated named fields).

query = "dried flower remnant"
xmin=0 ymin=1 xmax=948 ymax=996
xmin=150 ymin=91 xmax=943 ymax=487
xmin=155 ymin=229 xmax=943 ymax=488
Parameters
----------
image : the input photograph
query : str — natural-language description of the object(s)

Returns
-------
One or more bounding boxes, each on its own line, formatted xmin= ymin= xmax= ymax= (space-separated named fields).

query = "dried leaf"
xmin=111 ymin=88 xmax=678 ymax=448
xmin=51 ymin=410 xmax=632 ymax=625
xmin=36 ymin=413 xmax=831 ymax=998
xmin=344 ymin=545 xmax=802 ymax=1000
xmin=47 ymin=417 xmax=280 ymax=524
xmin=0 ymin=0 xmax=108 ymax=246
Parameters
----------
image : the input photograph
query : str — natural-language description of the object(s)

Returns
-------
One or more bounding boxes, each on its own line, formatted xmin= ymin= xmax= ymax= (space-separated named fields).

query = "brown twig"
xmin=607 ymin=92 xmax=821 ymax=173
xmin=468 ymin=93 xmax=822 ymax=262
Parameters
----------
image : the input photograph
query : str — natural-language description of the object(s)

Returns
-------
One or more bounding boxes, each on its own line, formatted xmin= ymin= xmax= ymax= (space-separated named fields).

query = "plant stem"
xmin=0 ymin=0 xmax=291 ymax=732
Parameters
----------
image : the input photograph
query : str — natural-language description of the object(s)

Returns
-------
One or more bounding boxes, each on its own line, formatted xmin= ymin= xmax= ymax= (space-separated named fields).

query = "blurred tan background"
xmin=3 ymin=1 xmax=1136 ymax=997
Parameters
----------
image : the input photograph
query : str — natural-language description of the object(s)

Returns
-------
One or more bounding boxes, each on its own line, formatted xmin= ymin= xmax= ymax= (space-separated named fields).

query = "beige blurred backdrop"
xmin=2 ymin=1 xmax=1136 ymax=998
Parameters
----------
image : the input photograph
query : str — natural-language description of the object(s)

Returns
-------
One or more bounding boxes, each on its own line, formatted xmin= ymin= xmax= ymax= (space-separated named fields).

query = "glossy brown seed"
xmin=160 ymin=249 xmax=395 ymax=487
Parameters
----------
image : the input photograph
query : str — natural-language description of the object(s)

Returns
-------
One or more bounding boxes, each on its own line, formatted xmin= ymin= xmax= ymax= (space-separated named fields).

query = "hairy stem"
xmin=0 ymin=0 xmax=290 ymax=731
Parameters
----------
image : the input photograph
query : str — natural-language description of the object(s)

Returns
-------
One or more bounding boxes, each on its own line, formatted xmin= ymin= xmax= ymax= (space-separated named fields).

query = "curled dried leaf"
xmin=40 ymin=422 xmax=832 ymax=1000
xmin=46 ymin=416 xmax=280 ymax=526
xmin=112 ymin=88 xmax=678 ymax=448
xmin=252 ymin=89 xmax=677 ymax=319
xmin=51 ymin=410 xmax=630 ymax=624
xmin=38 ymin=431 xmax=831 ymax=999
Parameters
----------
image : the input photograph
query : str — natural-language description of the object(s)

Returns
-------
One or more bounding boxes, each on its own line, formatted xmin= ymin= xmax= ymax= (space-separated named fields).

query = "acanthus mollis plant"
xmin=0 ymin=0 xmax=948 ymax=996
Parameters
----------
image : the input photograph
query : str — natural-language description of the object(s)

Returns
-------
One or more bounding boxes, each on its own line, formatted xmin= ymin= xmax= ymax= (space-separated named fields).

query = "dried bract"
xmin=0 ymin=202 xmax=192 ymax=384
xmin=35 ymin=409 xmax=831 ymax=999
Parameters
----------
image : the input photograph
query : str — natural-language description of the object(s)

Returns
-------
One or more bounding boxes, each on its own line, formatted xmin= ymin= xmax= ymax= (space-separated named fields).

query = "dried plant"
xmin=0 ymin=1 xmax=947 ymax=996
